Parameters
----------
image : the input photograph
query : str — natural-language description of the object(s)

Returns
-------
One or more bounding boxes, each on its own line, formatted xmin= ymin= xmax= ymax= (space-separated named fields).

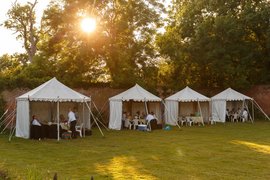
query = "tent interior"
xmin=30 ymin=101 xmax=90 ymax=129
xmin=179 ymin=101 xmax=210 ymax=122
xmin=226 ymin=101 xmax=246 ymax=114
xmin=122 ymin=101 xmax=162 ymax=124
xmin=211 ymin=99 xmax=253 ymax=123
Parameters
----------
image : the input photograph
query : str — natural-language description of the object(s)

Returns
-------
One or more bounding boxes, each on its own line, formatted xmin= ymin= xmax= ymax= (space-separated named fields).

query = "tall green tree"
xmin=41 ymin=0 xmax=164 ymax=88
xmin=157 ymin=0 xmax=270 ymax=90
xmin=3 ymin=0 xmax=39 ymax=63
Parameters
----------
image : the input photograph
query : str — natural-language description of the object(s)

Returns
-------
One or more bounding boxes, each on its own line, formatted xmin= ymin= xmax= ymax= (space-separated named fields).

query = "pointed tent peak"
xmin=165 ymin=86 xmax=210 ymax=102
xmin=17 ymin=77 xmax=91 ymax=102
xmin=109 ymin=83 xmax=161 ymax=102
xmin=211 ymin=87 xmax=252 ymax=101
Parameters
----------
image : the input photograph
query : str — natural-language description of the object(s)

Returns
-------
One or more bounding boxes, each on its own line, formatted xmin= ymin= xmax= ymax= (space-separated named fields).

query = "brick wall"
xmin=1 ymin=85 xmax=270 ymax=123
xmin=245 ymin=85 xmax=270 ymax=115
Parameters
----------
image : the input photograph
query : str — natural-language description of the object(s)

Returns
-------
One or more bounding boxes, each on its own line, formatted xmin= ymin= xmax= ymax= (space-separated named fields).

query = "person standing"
xmin=68 ymin=108 xmax=77 ymax=138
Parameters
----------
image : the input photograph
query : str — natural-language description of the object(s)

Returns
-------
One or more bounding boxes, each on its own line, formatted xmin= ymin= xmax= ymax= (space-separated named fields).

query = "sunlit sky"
xmin=0 ymin=0 xmax=51 ymax=55
xmin=0 ymin=0 xmax=170 ymax=55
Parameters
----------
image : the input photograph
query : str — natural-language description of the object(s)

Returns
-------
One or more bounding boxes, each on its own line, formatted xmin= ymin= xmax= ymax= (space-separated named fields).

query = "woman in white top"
xmin=31 ymin=115 xmax=42 ymax=140
xmin=32 ymin=115 xmax=42 ymax=126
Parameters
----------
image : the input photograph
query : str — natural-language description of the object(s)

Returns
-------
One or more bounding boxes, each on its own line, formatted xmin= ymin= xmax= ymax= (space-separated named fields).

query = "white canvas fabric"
xmin=109 ymin=84 xmax=162 ymax=130
xmin=165 ymin=100 xmax=179 ymax=125
xmin=109 ymin=100 xmax=122 ymax=130
xmin=211 ymin=88 xmax=252 ymax=122
xmin=166 ymin=86 xmax=210 ymax=102
xmin=15 ymin=77 xmax=91 ymax=139
xmin=15 ymin=99 xmax=30 ymax=138
xmin=165 ymin=87 xmax=210 ymax=125
xmin=211 ymin=100 xmax=226 ymax=122
xmin=148 ymin=102 xmax=162 ymax=123
xmin=109 ymin=84 xmax=161 ymax=102
xmin=17 ymin=77 xmax=91 ymax=102
xmin=211 ymin=88 xmax=252 ymax=101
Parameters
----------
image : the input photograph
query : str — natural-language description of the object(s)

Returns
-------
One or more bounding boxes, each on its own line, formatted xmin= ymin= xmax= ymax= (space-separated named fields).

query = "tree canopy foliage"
xmin=1 ymin=0 xmax=270 ymax=93
xmin=156 ymin=0 xmax=270 ymax=91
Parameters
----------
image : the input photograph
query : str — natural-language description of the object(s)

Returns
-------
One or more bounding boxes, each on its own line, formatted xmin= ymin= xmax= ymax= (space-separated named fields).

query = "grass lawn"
xmin=0 ymin=121 xmax=270 ymax=179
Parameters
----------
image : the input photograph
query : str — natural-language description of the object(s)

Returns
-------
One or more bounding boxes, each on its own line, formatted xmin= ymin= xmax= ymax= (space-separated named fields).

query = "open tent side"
xmin=165 ymin=86 xmax=210 ymax=125
xmin=211 ymin=88 xmax=270 ymax=122
xmin=15 ymin=77 xmax=91 ymax=140
xmin=109 ymin=84 xmax=162 ymax=130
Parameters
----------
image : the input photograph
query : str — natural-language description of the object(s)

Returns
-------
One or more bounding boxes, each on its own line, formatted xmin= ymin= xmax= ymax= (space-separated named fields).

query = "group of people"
xmin=122 ymin=111 xmax=157 ymax=129
xmin=31 ymin=107 xmax=78 ymax=140
xmin=226 ymin=108 xmax=248 ymax=122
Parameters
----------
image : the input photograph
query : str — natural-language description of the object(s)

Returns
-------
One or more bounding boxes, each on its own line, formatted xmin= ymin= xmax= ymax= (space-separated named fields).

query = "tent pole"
xmin=57 ymin=99 xmax=60 ymax=141
xmin=197 ymin=99 xmax=204 ymax=126
xmin=94 ymin=117 xmax=110 ymax=131
xmin=83 ymin=102 xmax=85 ymax=137
xmin=0 ymin=99 xmax=16 ymax=122
xmin=144 ymin=98 xmax=149 ymax=115
xmin=8 ymin=115 xmax=16 ymax=141
xmin=1 ymin=119 xmax=12 ymax=134
xmin=0 ymin=109 xmax=8 ymax=122
xmin=8 ymin=125 xmax=16 ymax=142
xmin=92 ymin=100 xmax=103 ymax=121
xmin=208 ymin=100 xmax=211 ymax=124
xmin=92 ymin=101 xmax=109 ymax=131
xmin=0 ymin=109 xmax=16 ymax=127
xmin=244 ymin=100 xmax=253 ymax=123
xmin=253 ymin=100 xmax=270 ymax=121
xmin=84 ymin=101 xmax=105 ymax=137
xmin=252 ymin=100 xmax=254 ymax=123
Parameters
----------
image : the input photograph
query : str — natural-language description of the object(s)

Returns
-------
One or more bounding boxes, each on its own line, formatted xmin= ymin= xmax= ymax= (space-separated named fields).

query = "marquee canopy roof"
xmin=109 ymin=84 xmax=161 ymax=102
xmin=211 ymin=88 xmax=252 ymax=101
xmin=17 ymin=77 xmax=91 ymax=102
xmin=165 ymin=86 xmax=210 ymax=102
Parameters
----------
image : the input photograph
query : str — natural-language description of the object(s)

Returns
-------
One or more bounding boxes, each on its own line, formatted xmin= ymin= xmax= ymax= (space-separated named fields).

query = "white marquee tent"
xmin=109 ymin=84 xmax=162 ymax=130
xmin=211 ymin=88 xmax=270 ymax=122
xmin=16 ymin=77 xmax=91 ymax=140
xmin=165 ymin=86 xmax=210 ymax=125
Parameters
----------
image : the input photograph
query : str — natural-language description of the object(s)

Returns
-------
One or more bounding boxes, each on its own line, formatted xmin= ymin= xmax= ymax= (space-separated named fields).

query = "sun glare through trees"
xmin=80 ymin=17 xmax=96 ymax=33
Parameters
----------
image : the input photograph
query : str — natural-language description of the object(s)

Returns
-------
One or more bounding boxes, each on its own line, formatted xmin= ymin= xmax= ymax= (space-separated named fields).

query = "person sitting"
xmin=31 ymin=115 xmax=43 ymax=140
xmin=124 ymin=112 xmax=132 ymax=129
xmin=59 ymin=114 xmax=69 ymax=134
xmin=141 ymin=112 xmax=146 ymax=119
xmin=135 ymin=111 xmax=141 ymax=119
xmin=146 ymin=112 xmax=156 ymax=123
xmin=146 ymin=112 xmax=159 ymax=130
xmin=122 ymin=111 xmax=127 ymax=129
xmin=60 ymin=114 xmax=67 ymax=123
xmin=242 ymin=108 xmax=248 ymax=122
xmin=225 ymin=108 xmax=230 ymax=122
xmin=237 ymin=108 xmax=242 ymax=121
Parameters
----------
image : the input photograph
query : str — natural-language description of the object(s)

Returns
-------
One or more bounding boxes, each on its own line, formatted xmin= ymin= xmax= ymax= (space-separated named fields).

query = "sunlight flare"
xmin=80 ymin=17 xmax=96 ymax=33
xmin=232 ymin=140 xmax=270 ymax=154
xmin=95 ymin=156 xmax=157 ymax=179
